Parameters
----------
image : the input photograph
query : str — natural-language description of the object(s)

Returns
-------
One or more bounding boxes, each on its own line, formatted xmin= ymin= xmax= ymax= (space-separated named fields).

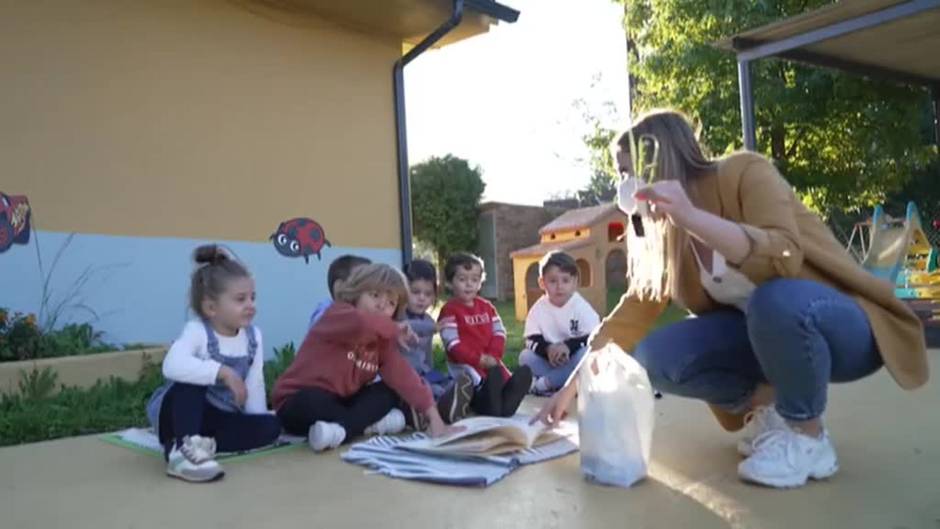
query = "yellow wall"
xmin=0 ymin=0 xmax=402 ymax=249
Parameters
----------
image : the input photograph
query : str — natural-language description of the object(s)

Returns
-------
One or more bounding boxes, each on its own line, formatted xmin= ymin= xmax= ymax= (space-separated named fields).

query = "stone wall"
xmin=478 ymin=202 xmax=567 ymax=301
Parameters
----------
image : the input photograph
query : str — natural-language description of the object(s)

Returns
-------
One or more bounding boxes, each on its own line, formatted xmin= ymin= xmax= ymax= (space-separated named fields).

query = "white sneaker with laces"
xmin=166 ymin=435 xmax=224 ymax=483
xmin=308 ymin=421 xmax=347 ymax=452
xmin=738 ymin=427 xmax=838 ymax=488
xmin=737 ymin=406 xmax=787 ymax=457
xmin=364 ymin=409 xmax=406 ymax=436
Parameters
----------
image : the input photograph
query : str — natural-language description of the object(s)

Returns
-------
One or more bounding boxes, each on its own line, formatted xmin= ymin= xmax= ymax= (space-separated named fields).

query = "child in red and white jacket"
xmin=274 ymin=263 xmax=457 ymax=452
xmin=438 ymin=252 xmax=532 ymax=417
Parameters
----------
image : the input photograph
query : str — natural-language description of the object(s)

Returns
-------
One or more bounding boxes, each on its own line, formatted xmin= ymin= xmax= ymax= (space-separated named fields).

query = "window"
xmin=576 ymin=258 xmax=591 ymax=287
xmin=608 ymin=222 xmax=625 ymax=242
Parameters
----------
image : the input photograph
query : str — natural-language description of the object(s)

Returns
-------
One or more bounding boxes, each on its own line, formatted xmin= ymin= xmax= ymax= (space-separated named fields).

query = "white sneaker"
xmin=308 ymin=421 xmax=347 ymax=452
xmin=529 ymin=376 xmax=552 ymax=396
xmin=737 ymin=406 xmax=787 ymax=457
xmin=738 ymin=427 xmax=839 ymax=488
xmin=166 ymin=435 xmax=224 ymax=483
xmin=364 ymin=409 xmax=406 ymax=436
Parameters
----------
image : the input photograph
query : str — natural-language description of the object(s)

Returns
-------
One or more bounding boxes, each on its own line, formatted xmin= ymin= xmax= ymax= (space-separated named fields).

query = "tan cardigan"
xmin=590 ymin=151 xmax=928 ymax=431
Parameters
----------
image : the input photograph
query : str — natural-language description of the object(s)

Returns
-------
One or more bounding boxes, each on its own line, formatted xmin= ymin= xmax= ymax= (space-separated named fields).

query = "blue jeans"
xmin=519 ymin=346 xmax=588 ymax=390
xmin=633 ymin=279 xmax=883 ymax=421
xmin=422 ymin=370 xmax=453 ymax=399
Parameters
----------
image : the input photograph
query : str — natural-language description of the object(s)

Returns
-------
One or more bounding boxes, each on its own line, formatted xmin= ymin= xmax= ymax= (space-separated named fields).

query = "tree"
xmin=565 ymin=97 xmax=619 ymax=207
xmin=411 ymin=155 xmax=486 ymax=268
xmin=617 ymin=0 xmax=935 ymax=215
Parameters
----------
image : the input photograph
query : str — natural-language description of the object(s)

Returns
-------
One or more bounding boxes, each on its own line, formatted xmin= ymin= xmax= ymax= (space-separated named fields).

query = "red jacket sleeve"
xmin=312 ymin=303 xmax=399 ymax=346
xmin=438 ymin=303 xmax=483 ymax=368
xmin=378 ymin=341 xmax=434 ymax=412
xmin=485 ymin=301 xmax=506 ymax=360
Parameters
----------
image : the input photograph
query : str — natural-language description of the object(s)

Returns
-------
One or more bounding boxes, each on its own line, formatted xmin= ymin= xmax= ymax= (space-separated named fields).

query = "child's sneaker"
xmin=738 ymin=426 xmax=838 ymax=488
xmin=529 ymin=376 xmax=553 ymax=396
xmin=364 ymin=409 xmax=406 ymax=436
xmin=308 ymin=421 xmax=347 ymax=452
xmin=436 ymin=373 xmax=475 ymax=424
xmin=166 ymin=435 xmax=224 ymax=483
xmin=737 ymin=406 xmax=786 ymax=457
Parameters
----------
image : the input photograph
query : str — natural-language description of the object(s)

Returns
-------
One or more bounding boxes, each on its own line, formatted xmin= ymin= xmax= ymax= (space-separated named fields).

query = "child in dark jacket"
xmin=400 ymin=259 xmax=473 ymax=423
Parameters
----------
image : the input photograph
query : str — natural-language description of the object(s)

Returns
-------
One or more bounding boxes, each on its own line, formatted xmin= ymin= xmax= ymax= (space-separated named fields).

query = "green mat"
xmin=99 ymin=429 xmax=304 ymax=463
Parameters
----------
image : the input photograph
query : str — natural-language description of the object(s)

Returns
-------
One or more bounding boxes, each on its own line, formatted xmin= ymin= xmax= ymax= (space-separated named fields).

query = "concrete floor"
xmin=2 ymin=353 xmax=938 ymax=529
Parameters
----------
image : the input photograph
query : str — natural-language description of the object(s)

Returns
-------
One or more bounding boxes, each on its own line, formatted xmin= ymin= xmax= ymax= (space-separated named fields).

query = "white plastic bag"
xmin=578 ymin=343 xmax=655 ymax=488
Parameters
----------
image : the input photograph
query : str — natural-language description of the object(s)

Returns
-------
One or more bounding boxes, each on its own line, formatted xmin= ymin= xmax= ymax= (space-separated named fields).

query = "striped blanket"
xmin=341 ymin=421 xmax=579 ymax=487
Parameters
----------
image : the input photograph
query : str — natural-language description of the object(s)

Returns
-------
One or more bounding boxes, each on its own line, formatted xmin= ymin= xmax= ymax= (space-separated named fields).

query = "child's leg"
xmin=518 ymin=349 xmax=554 ymax=380
xmin=470 ymin=366 xmax=504 ymax=416
xmin=500 ymin=365 xmax=533 ymax=417
xmin=344 ymin=382 xmax=399 ymax=437
xmin=157 ymin=383 xmax=210 ymax=459
xmin=276 ymin=384 xmax=397 ymax=439
xmin=276 ymin=388 xmax=350 ymax=436
xmin=202 ymin=407 xmax=282 ymax=454
xmin=541 ymin=346 xmax=589 ymax=389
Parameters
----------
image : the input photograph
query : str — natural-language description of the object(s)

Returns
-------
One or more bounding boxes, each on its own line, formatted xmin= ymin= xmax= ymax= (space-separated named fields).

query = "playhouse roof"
xmin=538 ymin=203 xmax=619 ymax=235
xmin=510 ymin=237 xmax=593 ymax=259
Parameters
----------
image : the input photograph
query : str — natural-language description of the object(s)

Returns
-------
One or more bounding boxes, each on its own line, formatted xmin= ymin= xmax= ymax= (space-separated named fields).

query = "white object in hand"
xmin=616 ymin=177 xmax=649 ymax=217
xmin=577 ymin=343 xmax=655 ymax=488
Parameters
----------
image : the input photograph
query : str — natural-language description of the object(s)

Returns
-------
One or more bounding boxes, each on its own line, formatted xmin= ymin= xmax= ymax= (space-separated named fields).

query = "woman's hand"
xmin=218 ymin=365 xmax=247 ymax=408
xmin=634 ymin=180 xmax=696 ymax=227
xmin=530 ymin=379 xmax=578 ymax=426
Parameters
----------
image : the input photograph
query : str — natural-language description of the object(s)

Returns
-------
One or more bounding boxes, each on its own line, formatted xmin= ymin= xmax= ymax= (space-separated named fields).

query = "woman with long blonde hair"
xmin=535 ymin=110 xmax=928 ymax=488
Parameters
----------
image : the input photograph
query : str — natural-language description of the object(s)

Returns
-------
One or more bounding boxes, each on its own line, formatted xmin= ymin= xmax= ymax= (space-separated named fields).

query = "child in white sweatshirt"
xmin=146 ymin=245 xmax=280 ymax=483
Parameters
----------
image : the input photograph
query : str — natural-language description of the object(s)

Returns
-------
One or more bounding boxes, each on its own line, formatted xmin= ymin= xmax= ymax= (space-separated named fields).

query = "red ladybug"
xmin=0 ymin=193 xmax=31 ymax=253
xmin=270 ymin=218 xmax=331 ymax=263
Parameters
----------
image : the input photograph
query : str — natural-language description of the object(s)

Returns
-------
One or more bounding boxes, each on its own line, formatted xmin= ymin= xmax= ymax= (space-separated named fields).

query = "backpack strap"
xmin=244 ymin=325 xmax=257 ymax=367
xmin=202 ymin=320 xmax=221 ymax=358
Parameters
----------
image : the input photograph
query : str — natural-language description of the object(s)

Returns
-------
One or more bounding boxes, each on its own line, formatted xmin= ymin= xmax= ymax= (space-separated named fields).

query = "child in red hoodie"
xmin=438 ymin=252 xmax=532 ymax=417
xmin=274 ymin=263 xmax=457 ymax=452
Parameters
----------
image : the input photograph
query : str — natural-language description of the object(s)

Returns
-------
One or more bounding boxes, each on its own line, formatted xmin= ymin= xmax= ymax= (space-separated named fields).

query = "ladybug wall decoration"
xmin=0 ymin=192 xmax=31 ymax=254
xmin=270 ymin=218 xmax=331 ymax=263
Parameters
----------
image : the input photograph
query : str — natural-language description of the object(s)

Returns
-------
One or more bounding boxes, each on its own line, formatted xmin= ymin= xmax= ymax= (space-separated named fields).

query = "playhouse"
xmin=510 ymin=203 xmax=627 ymax=321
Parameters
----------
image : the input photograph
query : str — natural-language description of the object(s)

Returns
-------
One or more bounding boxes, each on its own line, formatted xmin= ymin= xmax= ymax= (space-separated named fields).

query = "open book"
xmin=400 ymin=416 xmax=564 ymax=456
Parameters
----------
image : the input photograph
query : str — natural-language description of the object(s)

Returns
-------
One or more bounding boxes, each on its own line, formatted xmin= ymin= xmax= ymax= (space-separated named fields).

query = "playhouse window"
xmin=608 ymin=222 xmax=625 ymax=242
xmin=575 ymin=230 xmax=582 ymax=237
xmin=576 ymin=259 xmax=591 ymax=287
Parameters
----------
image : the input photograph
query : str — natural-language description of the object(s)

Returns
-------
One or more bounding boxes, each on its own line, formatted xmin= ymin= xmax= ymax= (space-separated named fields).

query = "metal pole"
xmin=393 ymin=65 xmax=413 ymax=267
xmin=738 ymin=59 xmax=757 ymax=151
xmin=392 ymin=0 xmax=464 ymax=267
xmin=932 ymin=85 xmax=940 ymax=151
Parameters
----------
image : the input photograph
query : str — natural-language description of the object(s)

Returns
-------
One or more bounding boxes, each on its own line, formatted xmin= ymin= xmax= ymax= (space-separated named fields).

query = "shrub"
xmin=0 ymin=308 xmax=116 ymax=362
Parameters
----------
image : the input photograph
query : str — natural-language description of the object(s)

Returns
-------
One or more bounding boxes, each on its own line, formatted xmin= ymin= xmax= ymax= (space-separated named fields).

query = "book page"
xmin=400 ymin=416 xmax=551 ymax=456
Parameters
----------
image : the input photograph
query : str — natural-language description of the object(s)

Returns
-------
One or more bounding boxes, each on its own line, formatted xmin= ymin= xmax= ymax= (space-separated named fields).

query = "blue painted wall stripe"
xmin=0 ymin=231 xmax=401 ymax=358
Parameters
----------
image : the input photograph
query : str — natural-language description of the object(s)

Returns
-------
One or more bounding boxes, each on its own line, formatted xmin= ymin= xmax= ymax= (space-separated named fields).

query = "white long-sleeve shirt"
xmin=161 ymin=321 xmax=269 ymax=414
